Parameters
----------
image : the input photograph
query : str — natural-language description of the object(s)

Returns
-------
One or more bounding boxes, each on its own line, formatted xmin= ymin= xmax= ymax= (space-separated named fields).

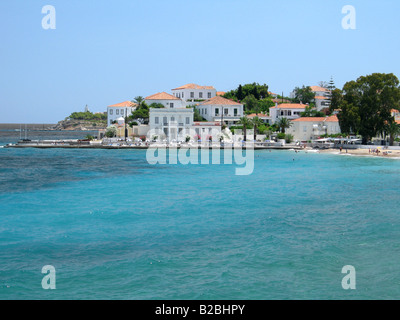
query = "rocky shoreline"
xmin=50 ymin=119 xmax=106 ymax=131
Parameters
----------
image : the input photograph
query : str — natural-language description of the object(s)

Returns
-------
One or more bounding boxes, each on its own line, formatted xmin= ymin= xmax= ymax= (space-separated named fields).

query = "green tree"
xmin=258 ymin=98 xmax=275 ymax=114
xmin=148 ymin=103 xmax=165 ymax=109
xmin=385 ymin=121 xmax=400 ymax=146
xmin=251 ymin=116 xmax=264 ymax=141
xmin=223 ymin=83 xmax=270 ymax=101
xmin=301 ymin=105 xmax=325 ymax=117
xmin=238 ymin=117 xmax=252 ymax=141
xmin=243 ymin=94 xmax=259 ymax=114
xmin=237 ymin=84 xmax=244 ymax=101
xmin=330 ymin=88 xmax=343 ymax=112
xmin=337 ymin=73 xmax=400 ymax=144
xmin=133 ymin=96 xmax=144 ymax=108
xmin=293 ymin=86 xmax=316 ymax=104
xmin=105 ymin=126 xmax=117 ymax=138
xmin=129 ymin=102 xmax=150 ymax=124
xmin=277 ymin=117 xmax=292 ymax=134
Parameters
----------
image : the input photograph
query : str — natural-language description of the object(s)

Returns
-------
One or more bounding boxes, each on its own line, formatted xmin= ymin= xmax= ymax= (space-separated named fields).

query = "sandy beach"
xmin=318 ymin=147 xmax=400 ymax=158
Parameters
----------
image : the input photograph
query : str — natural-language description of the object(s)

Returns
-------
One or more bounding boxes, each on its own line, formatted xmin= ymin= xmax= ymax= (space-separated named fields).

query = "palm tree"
xmin=133 ymin=96 xmax=144 ymax=108
xmin=385 ymin=121 xmax=400 ymax=146
xmin=251 ymin=116 xmax=264 ymax=141
xmin=238 ymin=117 xmax=252 ymax=141
xmin=277 ymin=117 xmax=292 ymax=134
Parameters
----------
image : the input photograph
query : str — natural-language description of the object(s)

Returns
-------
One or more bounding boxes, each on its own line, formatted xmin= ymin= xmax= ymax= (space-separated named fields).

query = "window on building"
xmin=224 ymin=108 xmax=228 ymax=115
xmin=109 ymin=109 xmax=113 ymax=115
xmin=208 ymin=92 xmax=211 ymax=98
xmin=171 ymin=117 xmax=175 ymax=122
xmin=186 ymin=117 xmax=190 ymax=124
xmin=190 ymin=92 xmax=194 ymax=98
xmin=121 ymin=109 xmax=124 ymax=116
xmin=170 ymin=103 xmax=174 ymax=108
xmin=163 ymin=117 xmax=167 ymax=125
xmin=234 ymin=108 xmax=238 ymax=116
xmin=215 ymin=108 xmax=219 ymax=116
xmin=116 ymin=109 xmax=119 ymax=115
xmin=199 ymin=92 xmax=203 ymax=99
xmin=155 ymin=117 xmax=159 ymax=124
xmin=205 ymin=109 xmax=207 ymax=114
xmin=182 ymin=92 xmax=184 ymax=98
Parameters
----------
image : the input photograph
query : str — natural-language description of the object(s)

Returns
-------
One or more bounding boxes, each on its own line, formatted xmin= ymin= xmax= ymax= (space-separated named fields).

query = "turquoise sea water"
xmin=1 ymin=134 xmax=400 ymax=299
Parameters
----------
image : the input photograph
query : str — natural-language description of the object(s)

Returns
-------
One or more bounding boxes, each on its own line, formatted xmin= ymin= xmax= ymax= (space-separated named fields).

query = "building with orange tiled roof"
xmin=145 ymin=92 xmax=184 ymax=109
xmin=290 ymin=85 xmax=331 ymax=111
xmin=311 ymin=86 xmax=331 ymax=111
xmin=286 ymin=115 xmax=340 ymax=142
xmin=216 ymin=91 xmax=225 ymax=96
xmin=269 ymin=103 xmax=309 ymax=124
xmin=197 ymin=96 xmax=244 ymax=126
xmin=172 ymin=83 xmax=217 ymax=102
xmin=146 ymin=92 xmax=193 ymax=141
xmin=246 ymin=113 xmax=271 ymax=124
xmin=107 ymin=101 xmax=138 ymax=126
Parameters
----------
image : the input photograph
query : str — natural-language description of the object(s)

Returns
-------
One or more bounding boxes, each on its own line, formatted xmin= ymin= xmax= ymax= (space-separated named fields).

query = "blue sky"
xmin=1 ymin=0 xmax=400 ymax=123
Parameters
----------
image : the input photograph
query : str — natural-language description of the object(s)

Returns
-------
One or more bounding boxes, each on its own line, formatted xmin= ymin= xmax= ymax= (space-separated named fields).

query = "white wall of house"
xmin=315 ymin=97 xmax=330 ymax=111
xmin=145 ymin=98 xmax=185 ymax=109
xmin=172 ymin=88 xmax=217 ymax=102
xmin=149 ymin=108 xmax=194 ymax=141
xmin=197 ymin=104 xmax=244 ymax=125
xmin=286 ymin=119 xmax=341 ymax=141
xmin=270 ymin=105 xmax=306 ymax=124
xmin=107 ymin=107 xmax=136 ymax=126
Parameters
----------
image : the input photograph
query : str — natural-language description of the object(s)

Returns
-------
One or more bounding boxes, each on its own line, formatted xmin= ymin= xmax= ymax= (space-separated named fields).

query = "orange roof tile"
xmin=270 ymin=103 xmax=307 ymax=109
xmin=145 ymin=92 xmax=180 ymax=100
xmin=292 ymin=115 xmax=338 ymax=122
xmin=292 ymin=117 xmax=326 ymax=122
xmin=216 ymin=91 xmax=226 ymax=96
xmin=246 ymin=113 xmax=270 ymax=118
xmin=108 ymin=101 xmax=137 ymax=108
xmin=315 ymin=96 xmax=329 ymax=100
xmin=172 ymin=83 xmax=215 ymax=90
xmin=310 ymin=86 xmax=328 ymax=92
xmin=325 ymin=115 xmax=339 ymax=122
xmin=200 ymin=96 xmax=242 ymax=106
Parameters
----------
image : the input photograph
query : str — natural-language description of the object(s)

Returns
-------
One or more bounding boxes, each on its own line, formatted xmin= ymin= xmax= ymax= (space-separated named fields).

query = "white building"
xmin=145 ymin=92 xmax=185 ymax=109
xmin=148 ymin=94 xmax=194 ymax=141
xmin=107 ymin=101 xmax=137 ymax=126
xmin=286 ymin=115 xmax=340 ymax=142
xmin=192 ymin=122 xmax=222 ymax=140
xmin=197 ymin=96 xmax=244 ymax=126
xmin=246 ymin=113 xmax=271 ymax=125
xmin=269 ymin=103 xmax=307 ymax=124
xmin=171 ymin=83 xmax=217 ymax=103
xmin=310 ymin=86 xmax=331 ymax=111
